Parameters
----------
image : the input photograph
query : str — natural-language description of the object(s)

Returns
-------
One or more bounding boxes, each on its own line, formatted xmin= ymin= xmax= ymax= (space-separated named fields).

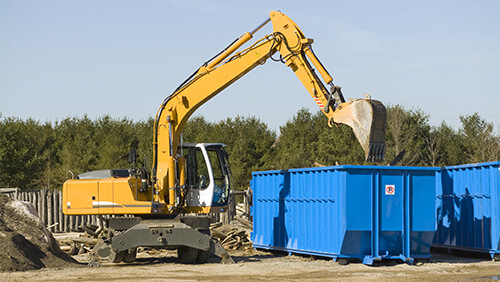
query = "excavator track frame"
xmin=88 ymin=217 xmax=234 ymax=266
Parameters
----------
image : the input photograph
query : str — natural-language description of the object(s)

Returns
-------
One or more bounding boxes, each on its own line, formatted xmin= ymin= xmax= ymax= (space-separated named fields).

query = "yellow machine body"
xmin=63 ymin=177 xmax=153 ymax=215
xmin=63 ymin=11 xmax=387 ymax=217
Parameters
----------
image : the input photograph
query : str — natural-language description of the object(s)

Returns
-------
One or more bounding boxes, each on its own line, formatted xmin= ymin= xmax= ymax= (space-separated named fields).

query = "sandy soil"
xmin=1 ymin=248 xmax=499 ymax=281
xmin=2 ymin=194 xmax=497 ymax=280
xmin=0 ymin=195 xmax=76 ymax=272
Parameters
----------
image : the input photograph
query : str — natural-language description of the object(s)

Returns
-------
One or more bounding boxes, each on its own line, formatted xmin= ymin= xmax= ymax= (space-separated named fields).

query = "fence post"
xmin=54 ymin=191 xmax=58 ymax=232
xmin=224 ymin=192 xmax=236 ymax=224
xmin=47 ymin=190 xmax=53 ymax=230
xmin=245 ymin=187 xmax=252 ymax=221
xmin=77 ymin=215 xmax=81 ymax=230
xmin=41 ymin=189 xmax=47 ymax=225
xmin=58 ymin=191 xmax=63 ymax=232
xmin=69 ymin=215 xmax=73 ymax=232
xmin=36 ymin=192 xmax=41 ymax=220
xmin=52 ymin=191 xmax=57 ymax=232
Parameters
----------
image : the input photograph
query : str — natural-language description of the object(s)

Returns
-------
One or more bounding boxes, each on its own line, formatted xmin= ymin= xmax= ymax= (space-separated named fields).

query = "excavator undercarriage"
xmin=88 ymin=216 xmax=234 ymax=265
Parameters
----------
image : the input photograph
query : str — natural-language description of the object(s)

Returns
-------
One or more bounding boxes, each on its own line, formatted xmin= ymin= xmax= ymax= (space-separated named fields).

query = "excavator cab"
xmin=182 ymin=143 xmax=231 ymax=211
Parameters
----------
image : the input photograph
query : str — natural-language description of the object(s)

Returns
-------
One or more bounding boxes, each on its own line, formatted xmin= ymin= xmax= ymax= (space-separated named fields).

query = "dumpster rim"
xmin=251 ymin=165 xmax=441 ymax=176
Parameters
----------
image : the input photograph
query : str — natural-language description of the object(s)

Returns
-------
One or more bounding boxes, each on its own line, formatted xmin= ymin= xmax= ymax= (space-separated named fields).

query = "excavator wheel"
xmin=91 ymin=238 xmax=125 ymax=263
xmin=177 ymin=246 xmax=199 ymax=264
xmin=91 ymin=238 xmax=133 ymax=264
xmin=196 ymin=249 xmax=210 ymax=263
xmin=109 ymin=250 xmax=127 ymax=263
xmin=177 ymin=247 xmax=210 ymax=264
xmin=195 ymin=228 xmax=211 ymax=263
xmin=123 ymin=248 xmax=138 ymax=263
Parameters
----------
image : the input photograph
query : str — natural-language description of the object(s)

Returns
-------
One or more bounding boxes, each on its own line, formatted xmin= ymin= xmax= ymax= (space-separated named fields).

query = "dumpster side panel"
xmin=434 ymin=161 xmax=500 ymax=258
xmin=251 ymin=170 xmax=289 ymax=248
xmin=252 ymin=165 xmax=438 ymax=263
xmin=287 ymin=168 xmax=346 ymax=255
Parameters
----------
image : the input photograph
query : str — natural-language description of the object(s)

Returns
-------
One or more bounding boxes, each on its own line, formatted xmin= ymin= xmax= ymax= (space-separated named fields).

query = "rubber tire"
xmin=110 ymin=250 xmax=126 ymax=263
xmin=195 ymin=229 xmax=211 ymax=263
xmin=123 ymin=248 xmax=137 ymax=263
xmin=196 ymin=249 xmax=210 ymax=263
xmin=178 ymin=247 xmax=199 ymax=264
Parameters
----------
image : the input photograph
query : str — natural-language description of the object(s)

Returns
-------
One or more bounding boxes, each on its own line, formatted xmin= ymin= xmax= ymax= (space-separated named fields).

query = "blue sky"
xmin=1 ymin=0 xmax=499 ymax=133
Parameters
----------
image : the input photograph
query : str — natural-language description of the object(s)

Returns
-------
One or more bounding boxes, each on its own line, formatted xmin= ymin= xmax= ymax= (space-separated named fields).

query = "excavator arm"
xmin=267 ymin=12 xmax=386 ymax=161
xmin=61 ymin=11 xmax=387 ymax=265
xmin=153 ymin=11 xmax=387 ymax=210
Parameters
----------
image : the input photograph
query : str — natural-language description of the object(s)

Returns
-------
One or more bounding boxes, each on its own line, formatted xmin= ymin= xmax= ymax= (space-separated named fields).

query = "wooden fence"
xmin=1 ymin=187 xmax=252 ymax=233
xmin=1 ymin=188 xmax=100 ymax=233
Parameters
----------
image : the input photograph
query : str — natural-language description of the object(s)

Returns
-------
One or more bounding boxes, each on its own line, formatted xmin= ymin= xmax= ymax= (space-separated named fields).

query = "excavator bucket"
xmin=330 ymin=98 xmax=387 ymax=162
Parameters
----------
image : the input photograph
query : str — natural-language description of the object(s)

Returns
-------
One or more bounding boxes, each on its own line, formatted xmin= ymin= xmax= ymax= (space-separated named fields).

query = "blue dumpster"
xmin=433 ymin=161 xmax=500 ymax=260
xmin=251 ymin=165 xmax=439 ymax=264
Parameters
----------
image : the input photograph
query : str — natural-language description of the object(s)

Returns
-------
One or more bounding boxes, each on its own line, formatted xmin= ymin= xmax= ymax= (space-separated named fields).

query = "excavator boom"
xmin=154 ymin=11 xmax=386 ymax=179
xmin=62 ymin=10 xmax=387 ymax=265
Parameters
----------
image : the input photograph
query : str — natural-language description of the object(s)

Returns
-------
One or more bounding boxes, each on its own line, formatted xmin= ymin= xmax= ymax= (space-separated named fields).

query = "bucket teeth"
xmin=365 ymin=100 xmax=387 ymax=162
xmin=329 ymin=98 xmax=387 ymax=162
xmin=367 ymin=142 xmax=385 ymax=163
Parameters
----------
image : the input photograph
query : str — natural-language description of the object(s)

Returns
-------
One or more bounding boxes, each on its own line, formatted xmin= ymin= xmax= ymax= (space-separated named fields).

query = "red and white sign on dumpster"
xmin=385 ymin=185 xmax=395 ymax=195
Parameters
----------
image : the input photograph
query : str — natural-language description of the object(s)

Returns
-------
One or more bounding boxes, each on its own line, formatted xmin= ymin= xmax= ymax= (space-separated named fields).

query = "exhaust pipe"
xmin=329 ymin=96 xmax=387 ymax=162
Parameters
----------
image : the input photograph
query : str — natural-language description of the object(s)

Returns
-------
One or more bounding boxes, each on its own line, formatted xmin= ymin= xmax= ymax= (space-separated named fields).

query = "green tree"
xmin=212 ymin=116 xmax=275 ymax=190
xmin=272 ymin=108 xmax=319 ymax=169
xmin=0 ymin=117 xmax=54 ymax=189
xmin=459 ymin=113 xmax=500 ymax=163
xmin=184 ymin=115 xmax=275 ymax=190
xmin=425 ymin=122 xmax=463 ymax=166
xmin=94 ymin=116 xmax=137 ymax=169
xmin=2 ymin=108 xmax=498 ymax=192
xmin=314 ymin=111 xmax=365 ymax=166
xmin=385 ymin=105 xmax=430 ymax=166
xmin=182 ymin=116 xmax=215 ymax=143
xmin=133 ymin=117 xmax=155 ymax=168
xmin=52 ymin=116 xmax=99 ymax=184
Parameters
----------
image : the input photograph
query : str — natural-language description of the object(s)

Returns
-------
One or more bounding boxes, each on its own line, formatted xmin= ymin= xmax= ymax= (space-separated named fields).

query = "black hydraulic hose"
xmin=269 ymin=32 xmax=301 ymax=63
xmin=150 ymin=34 xmax=257 ymax=189
xmin=203 ymin=38 xmax=239 ymax=66
xmin=161 ymin=37 xmax=239 ymax=109
xmin=308 ymin=46 xmax=335 ymax=86
xmin=153 ymin=32 xmax=290 ymax=179
xmin=152 ymin=38 xmax=239 ymax=179
xmin=269 ymin=34 xmax=281 ymax=62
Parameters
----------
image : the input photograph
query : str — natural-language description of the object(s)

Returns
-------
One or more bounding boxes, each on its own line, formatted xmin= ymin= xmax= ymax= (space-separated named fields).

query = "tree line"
xmin=1 ymin=105 xmax=499 ymax=191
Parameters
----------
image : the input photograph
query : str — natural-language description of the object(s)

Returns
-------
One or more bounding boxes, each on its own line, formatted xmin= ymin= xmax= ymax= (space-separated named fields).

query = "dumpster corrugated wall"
xmin=251 ymin=165 xmax=439 ymax=264
xmin=433 ymin=161 xmax=500 ymax=260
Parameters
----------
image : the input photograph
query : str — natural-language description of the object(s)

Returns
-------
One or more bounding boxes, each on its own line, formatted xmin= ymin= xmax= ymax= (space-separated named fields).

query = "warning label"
xmin=385 ymin=185 xmax=395 ymax=195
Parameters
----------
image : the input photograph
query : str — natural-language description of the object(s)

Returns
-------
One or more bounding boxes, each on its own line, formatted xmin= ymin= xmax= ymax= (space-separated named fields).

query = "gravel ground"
xmin=1 ymin=248 xmax=499 ymax=281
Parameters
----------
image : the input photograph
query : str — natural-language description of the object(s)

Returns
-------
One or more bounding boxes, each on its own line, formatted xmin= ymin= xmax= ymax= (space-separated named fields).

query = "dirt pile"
xmin=0 ymin=194 xmax=78 ymax=272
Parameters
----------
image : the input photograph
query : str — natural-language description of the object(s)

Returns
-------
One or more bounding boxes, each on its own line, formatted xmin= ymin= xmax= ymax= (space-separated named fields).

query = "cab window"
xmin=184 ymin=147 xmax=210 ymax=189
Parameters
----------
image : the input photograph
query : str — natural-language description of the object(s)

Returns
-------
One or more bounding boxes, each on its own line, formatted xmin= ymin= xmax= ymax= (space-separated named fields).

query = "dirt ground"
xmin=0 ymin=195 xmax=76 ymax=272
xmin=0 ymin=248 xmax=499 ymax=281
xmin=1 ymin=194 xmax=499 ymax=281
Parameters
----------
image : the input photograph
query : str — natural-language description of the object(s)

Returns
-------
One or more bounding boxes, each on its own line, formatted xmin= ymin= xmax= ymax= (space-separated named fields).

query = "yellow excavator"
xmin=62 ymin=11 xmax=386 ymax=265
